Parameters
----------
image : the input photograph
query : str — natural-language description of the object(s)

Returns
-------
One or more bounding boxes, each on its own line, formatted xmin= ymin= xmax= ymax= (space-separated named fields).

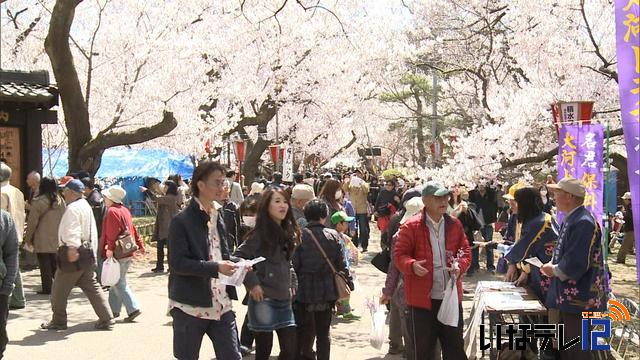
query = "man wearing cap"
xmin=291 ymin=184 xmax=315 ymax=229
xmin=394 ymin=181 xmax=471 ymax=359
xmin=541 ymin=178 xmax=607 ymax=359
xmin=616 ymin=192 xmax=635 ymax=264
xmin=0 ymin=162 xmax=26 ymax=310
xmin=42 ymin=179 xmax=113 ymax=330
xmin=346 ymin=170 xmax=370 ymax=253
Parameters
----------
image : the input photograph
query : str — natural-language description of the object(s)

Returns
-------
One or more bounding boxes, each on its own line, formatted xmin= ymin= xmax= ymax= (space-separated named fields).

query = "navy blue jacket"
xmin=505 ymin=213 xmax=558 ymax=301
xmin=168 ymin=199 xmax=238 ymax=307
xmin=292 ymin=222 xmax=351 ymax=305
xmin=546 ymin=206 xmax=607 ymax=314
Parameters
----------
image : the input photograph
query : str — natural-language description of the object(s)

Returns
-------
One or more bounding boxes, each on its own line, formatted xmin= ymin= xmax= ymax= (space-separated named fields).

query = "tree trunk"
xmin=242 ymin=137 xmax=270 ymax=185
xmin=44 ymin=0 xmax=92 ymax=174
xmin=413 ymin=90 xmax=428 ymax=167
xmin=611 ymin=153 xmax=629 ymax=195
xmin=45 ymin=0 xmax=178 ymax=176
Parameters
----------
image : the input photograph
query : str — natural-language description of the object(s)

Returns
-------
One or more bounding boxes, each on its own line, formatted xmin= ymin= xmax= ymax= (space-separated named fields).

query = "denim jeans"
xmin=481 ymin=224 xmax=495 ymax=270
xmin=108 ymin=258 xmax=140 ymax=316
xmin=355 ymin=214 xmax=370 ymax=250
xmin=171 ymin=308 xmax=241 ymax=360
xmin=470 ymin=247 xmax=480 ymax=271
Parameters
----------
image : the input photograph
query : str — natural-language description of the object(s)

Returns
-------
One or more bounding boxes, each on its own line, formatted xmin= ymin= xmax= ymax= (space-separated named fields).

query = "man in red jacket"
xmin=393 ymin=181 xmax=471 ymax=360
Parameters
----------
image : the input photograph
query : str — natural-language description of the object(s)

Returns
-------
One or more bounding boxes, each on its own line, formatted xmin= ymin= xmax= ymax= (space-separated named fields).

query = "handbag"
xmin=57 ymin=215 xmax=95 ymax=273
xmin=305 ymin=229 xmax=352 ymax=301
xmin=114 ymin=216 xmax=138 ymax=259
xmin=371 ymin=248 xmax=390 ymax=273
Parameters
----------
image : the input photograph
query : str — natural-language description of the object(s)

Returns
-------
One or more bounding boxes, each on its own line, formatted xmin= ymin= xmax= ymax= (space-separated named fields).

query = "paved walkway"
xmin=6 ymin=227 xmax=501 ymax=359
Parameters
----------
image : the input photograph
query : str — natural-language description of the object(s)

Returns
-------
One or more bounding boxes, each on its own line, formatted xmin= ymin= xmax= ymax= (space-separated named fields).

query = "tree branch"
xmin=580 ymin=0 xmax=618 ymax=83
xmin=13 ymin=15 xmax=41 ymax=55
xmin=501 ymin=127 xmax=624 ymax=168
xmin=85 ymin=0 xmax=109 ymax=107
xmin=80 ymin=110 xmax=178 ymax=156
xmin=317 ymin=130 xmax=357 ymax=168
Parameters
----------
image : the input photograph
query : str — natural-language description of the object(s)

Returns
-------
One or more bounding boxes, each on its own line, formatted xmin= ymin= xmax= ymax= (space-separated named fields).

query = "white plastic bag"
xmin=369 ymin=306 xmax=387 ymax=349
xmin=101 ymin=257 xmax=121 ymax=287
xmin=437 ymin=276 xmax=459 ymax=327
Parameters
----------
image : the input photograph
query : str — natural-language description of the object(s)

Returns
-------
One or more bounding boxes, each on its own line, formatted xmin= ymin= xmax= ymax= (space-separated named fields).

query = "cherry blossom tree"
xmin=1 ymin=0 xmax=408 ymax=179
xmin=386 ymin=0 xmax=623 ymax=186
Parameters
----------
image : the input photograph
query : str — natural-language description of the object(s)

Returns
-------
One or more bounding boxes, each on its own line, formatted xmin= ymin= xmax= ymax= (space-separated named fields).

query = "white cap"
xmin=401 ymin=197 xmax=424 ymax=224
xmin=548 ymin=178 xmax=585 ymax=198
xmin=249 ymin=182 xmax=265 ymax=195
xmin=292 ymin=184 xmax=315 ymax=200
xmin=102 ymin=185 xmax=126 ymax=204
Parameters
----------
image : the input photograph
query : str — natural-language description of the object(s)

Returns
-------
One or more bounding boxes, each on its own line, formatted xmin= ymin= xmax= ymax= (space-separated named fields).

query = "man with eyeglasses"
xmin=394 ymin=181 xmax=471 ymax=360
xmin=168 ymin=161 xmax=243 ymax=359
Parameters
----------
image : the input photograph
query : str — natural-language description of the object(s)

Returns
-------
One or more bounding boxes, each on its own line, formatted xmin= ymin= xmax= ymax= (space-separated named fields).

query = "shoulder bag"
xmin=57 ymin=212 xmax=95 ymax=273
xmin=114 ymin=215 xmax=139 ymax=259
xmin=305 ymin=229 xmax=351 ymax=301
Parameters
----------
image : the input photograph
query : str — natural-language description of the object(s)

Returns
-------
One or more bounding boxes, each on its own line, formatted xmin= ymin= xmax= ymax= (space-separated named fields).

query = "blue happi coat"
xmin=546 ymin=206 xmax=607 ymax=314
xmin=505 ymin=213 xmax=558 ymax=301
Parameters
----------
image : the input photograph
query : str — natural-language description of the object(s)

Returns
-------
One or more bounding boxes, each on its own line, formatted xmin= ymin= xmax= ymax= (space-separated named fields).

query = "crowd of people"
xmin=0 ymin=158 xmax=636 ymax=360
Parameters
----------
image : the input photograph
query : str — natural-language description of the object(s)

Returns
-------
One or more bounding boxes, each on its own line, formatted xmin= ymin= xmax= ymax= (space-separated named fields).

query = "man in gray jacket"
xmin=0 ymin=210 xmax=20 ymax=358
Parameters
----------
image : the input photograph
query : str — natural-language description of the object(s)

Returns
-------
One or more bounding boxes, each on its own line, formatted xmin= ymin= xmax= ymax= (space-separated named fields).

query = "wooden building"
xmin=0 ymin=70 xmax=59 ymax=194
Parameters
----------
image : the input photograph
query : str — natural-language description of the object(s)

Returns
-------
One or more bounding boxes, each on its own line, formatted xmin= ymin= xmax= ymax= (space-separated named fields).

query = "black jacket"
xmin=457 ymin=204 xmax=483 ymax=245
xmin=469 ymin=188 xmax=498 ymax=224
xmin=384 ymin=211 xmax=403 ymax=249
xmin=235 ymin=229 xmax=297 ymax=301
xmin=293 ymin=222 xmax=350 ymax=304
xmin=624 ymin=206 xmax=634 ymax=232
xmin=86 ymin=189 xmax=106 ymax=238
xmin=222 ymin=200 xmax=241 ymax=251
xmin=168 ymin=199 xmax=238 ymax=307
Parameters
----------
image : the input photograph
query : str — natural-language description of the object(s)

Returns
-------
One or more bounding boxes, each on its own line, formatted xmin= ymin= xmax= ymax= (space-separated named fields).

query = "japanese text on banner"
xmin=615 ymin=0 xmax=640 ymax=284
xmin=557 ymin=125 xmax=604 ymax=227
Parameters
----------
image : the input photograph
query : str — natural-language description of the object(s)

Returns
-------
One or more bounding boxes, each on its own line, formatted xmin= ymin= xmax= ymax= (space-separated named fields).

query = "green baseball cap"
xmin=421 ymin=181 xmax=451 ymax=197
xmin=330 ymin=211 xmax=355 ymax=225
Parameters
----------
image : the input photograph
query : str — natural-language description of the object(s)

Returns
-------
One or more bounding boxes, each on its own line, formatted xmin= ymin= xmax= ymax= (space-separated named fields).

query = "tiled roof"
xmin=0 ymin=82 xmax=58 ymax=109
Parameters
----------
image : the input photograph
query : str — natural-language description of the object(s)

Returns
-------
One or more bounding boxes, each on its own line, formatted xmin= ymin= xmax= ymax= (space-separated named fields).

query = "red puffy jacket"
xmin=393 ymin=210 xmax=471 ymax=310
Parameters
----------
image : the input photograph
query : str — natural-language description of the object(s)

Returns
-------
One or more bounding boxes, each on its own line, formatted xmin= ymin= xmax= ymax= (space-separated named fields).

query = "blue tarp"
xmin=42 ymin=147 xmax=194 ymax=216
xmin=43 ymin=147 xmax=194 ymax=179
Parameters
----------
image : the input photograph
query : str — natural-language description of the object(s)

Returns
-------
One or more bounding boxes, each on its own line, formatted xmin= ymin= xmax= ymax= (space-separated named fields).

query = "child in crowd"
xmin=331 ymin=211 xmax=360 ymax=320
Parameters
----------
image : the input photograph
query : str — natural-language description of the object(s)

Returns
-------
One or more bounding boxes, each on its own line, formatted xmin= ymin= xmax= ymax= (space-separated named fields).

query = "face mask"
xmin=335 ymin=190 xmax=343 ymax=200
xmin=242 ymin=216 xmax=256 ymax=228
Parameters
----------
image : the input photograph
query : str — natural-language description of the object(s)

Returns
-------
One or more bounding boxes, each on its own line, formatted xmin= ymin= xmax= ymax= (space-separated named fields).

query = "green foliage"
xmin=378 ymin=72 xmax=438 ymax=103
xmin=382 ymin=168 xmax=404 ymax=180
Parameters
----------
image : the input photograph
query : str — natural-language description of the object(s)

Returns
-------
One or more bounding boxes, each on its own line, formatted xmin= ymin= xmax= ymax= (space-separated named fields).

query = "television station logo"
xmin=479 ymin=300 xmax=631 ymax=352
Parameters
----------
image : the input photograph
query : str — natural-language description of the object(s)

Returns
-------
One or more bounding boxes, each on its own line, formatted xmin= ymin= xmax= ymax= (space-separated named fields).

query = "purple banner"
xmin=557 ymin=124 xmax=604 ymax=227
xmin=614 ymin=0 xmax=640 ymax=284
